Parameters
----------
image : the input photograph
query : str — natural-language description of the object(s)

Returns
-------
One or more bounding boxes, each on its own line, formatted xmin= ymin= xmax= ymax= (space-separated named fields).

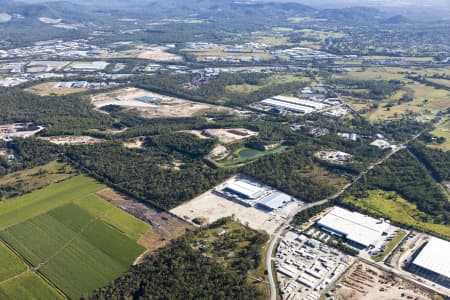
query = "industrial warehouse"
xmin=170 ymin=175 xmax=304 ymax=234
xmin=260 ymin=95 xmax=329 ymax=115
xmin=317 ymin=207 xmax=393 ymax=249
xmin=215 ymin=175 xmax=293 ymax=211
xmin=409 ymin=237 xmax=450 ymax=288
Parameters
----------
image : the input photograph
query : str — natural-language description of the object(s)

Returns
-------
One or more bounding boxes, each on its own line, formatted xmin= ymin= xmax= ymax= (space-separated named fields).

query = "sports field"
xmin=0 ymin=175 xmax=150 ymax=299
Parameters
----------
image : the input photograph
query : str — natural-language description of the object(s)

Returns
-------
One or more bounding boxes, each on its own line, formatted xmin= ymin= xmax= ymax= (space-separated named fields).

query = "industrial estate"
xmin=0 ymin=0 xmax=449 ymax=299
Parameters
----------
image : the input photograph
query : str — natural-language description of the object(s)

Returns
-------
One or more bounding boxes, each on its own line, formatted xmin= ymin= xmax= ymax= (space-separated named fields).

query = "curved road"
xmin=266 ymin=145 xmax=406 ymax=300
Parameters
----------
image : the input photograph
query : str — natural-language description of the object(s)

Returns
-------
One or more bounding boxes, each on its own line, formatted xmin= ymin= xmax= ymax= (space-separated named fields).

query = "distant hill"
xmin=382 ymin=15 xmax=410 ymax=24
xmin=316 ymin=7 xmax=381 ymax=23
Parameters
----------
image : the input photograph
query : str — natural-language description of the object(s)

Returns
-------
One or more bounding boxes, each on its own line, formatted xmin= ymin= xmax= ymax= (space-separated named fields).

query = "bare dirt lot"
xmin=96 ymin=188 xmax=192 ymax=253
xmin=38 ymin=136 xmax=104 ymax=145
xmin=387 ymin=232 xmax=429 ymax=271
xmin=91 ymin=87 xmax=233 ymax=119
xmin=103 ymin=45 xmax=183 ymax=62
xmin=334 ymin=262 xmax=434 ymax=300
xmin=25 ymin=82 xmax=86 ymax=96
xmin=123 ymin=136 xmax=145 ymax=149
xmin=187 ymin=128 xmax=258 ymax=144
xmin=170 ymin=190 xmax=288 ymax=234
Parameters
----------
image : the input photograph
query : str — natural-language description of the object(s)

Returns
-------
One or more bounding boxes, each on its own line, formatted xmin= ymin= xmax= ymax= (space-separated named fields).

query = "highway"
xmin=265 ymin=144 xmax=407 ymax=300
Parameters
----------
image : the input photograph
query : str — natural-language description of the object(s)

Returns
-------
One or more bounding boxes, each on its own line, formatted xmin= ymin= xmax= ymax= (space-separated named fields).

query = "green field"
xmin=0 ymin=243 xmax=27 ymax=281
xmin=0 ymin=160 xmax=75 ymax=200
xmin=0 ymin=272 xmax=63 ymax=300
xmin=226 ymin=74 xmax=309 ymax=94
xmin=343 ymin=190 xmax=450 ymax=239
xmin=429 ymin=120 xmax=450 ymax=151
xmin=0 ymin=176 xmax=150 ymax=299
xmin=334 ymin=67 xmax=450 ymax=122
xmin=216 ymin=146 xmax=287 ymax=167
xmin=0 ymin=175 xmax=103 ymax=230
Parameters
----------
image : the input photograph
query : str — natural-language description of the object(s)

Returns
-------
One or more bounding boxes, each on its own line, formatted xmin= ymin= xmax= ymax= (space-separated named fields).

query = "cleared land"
xmin=170 ymin=190 xmax=300 ymax=234
xmin=0 ymin=161 xmax=75 ymax=200
xmin=25 ymin=82 xmax=86 ymax=96
xmin=214 ymin=146 xmax=287 ymax=167
xmin=0 ymin=176 xmax=150 ymax=299
xmin=335 ymin=67 xmax=450 ymax=122
xmin=96 ymin=188 xmax=192 ymax=253
xmin=334 ymin=262 xmax=434 ymax=300
xmin=103 ymin=45 xmax=183 ymax=62
xmin=38 ymin=136 xmax=104 ymax=145
xmin=0 ymin=272 xmax=63 ymax=300
xmin=429 ymin=119 xmax=450 ymax=151
xmin=342 ymin=190 xmax=450 ymax=239
xmin=226 ymin=74 xmax=309 ymax=94
xmin=187 ymin=128 xmax=258 ymax=144
xmin=91 ymin=87 xmax=233 ymax=119
xmin=182 ymin=48 xmax=272 ymax=62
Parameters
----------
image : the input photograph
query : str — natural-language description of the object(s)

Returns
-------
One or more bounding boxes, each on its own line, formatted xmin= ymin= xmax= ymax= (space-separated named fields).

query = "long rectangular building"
xmin=317 ymin=206 xmax=391 ymax=248
xmin=261 ymin=95 xmax=329 ymax=114
xmin=411 ymin=237 xmax=450 ymax=288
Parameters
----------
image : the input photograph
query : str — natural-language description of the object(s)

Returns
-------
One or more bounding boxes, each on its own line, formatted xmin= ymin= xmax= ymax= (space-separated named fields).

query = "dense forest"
xmin=134 ymin=72 xmax=308 ymax=107
xmin=409 ymin=142 xmax=450 ymax=182
xmin=88 ymin=240 xmax=262 ymax=300
xmin=66 ymin=142 xmax=231 ymax=209
xmin=292 ymin=202 xmax=334 ymax=226
xmin=0 ymin=88 xmax=112 ymax=135
xmin=89 ymin=218 xmax=268 ymax=300
xmin=0 ymin=138 xmax=60 ymax=176
xmin=243 ymin=147 xmax=338 ymax=202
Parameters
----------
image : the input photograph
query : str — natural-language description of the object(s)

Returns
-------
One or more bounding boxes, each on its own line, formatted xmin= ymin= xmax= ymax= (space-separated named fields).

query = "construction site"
xmin=333 ymin=262 xmax=436 ymax=300
xmin=170 ymin=175 xmax=304 ymax=234
xmin=91 ymin=87 xmax=234 ymax=119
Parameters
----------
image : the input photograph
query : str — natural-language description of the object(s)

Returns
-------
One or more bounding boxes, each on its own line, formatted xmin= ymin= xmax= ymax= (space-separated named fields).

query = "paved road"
xmin=266 ymin=144 xmax=407 ymax=300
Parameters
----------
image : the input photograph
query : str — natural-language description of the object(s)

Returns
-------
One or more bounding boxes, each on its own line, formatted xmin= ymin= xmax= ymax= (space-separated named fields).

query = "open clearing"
xmin=0 ymin=272 xmax=64 ymax=300
xmin=170 ymin=190 xmax=301 ymax=234
xmin=0 ymin=160 xmax=75 ymax=200
xmin=103 ymin=45 xmax=183 ymax=62
xmin=342 ymin=190 xmax=450 ymax=239
xmin=429 ymin=119 xmax=450 ymax=151
xmin=91 ymin=87 xmax=233 ymax=119
xmin=96 ymin=188 xmax=192 ymax=253
xmin=187 ymin=128 xmax=258 ymax=143
xmin=334 ymin=262 xmax=434 ymax=300
xmin=38 ymin=136 xmax=104 ymax=145
xmin=334 ymin=67 xmax=450 ymax=122
xmin=214 ymin=146 xmax=287 ymax=167
xmin=0 ymin=176 xmax=150 ymax=299
xmin=25 ymin=82 xmax=86 ymax=96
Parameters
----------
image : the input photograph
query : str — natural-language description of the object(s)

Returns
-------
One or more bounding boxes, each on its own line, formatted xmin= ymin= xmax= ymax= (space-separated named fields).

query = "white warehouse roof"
xmin=224 ymin=180 xmax=264 ymax=199
xmin=257 ymin=191 xmax=291 ymax=210
xmin=261 ymin=99 xmax=315 ymax=114
xmin=413 ymin=237 xmax=450 ymax=279
xmin=271 ymin=95 xmax=329 ymax=110
xmin=317 ymin=207 xmax=391 ymax=247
